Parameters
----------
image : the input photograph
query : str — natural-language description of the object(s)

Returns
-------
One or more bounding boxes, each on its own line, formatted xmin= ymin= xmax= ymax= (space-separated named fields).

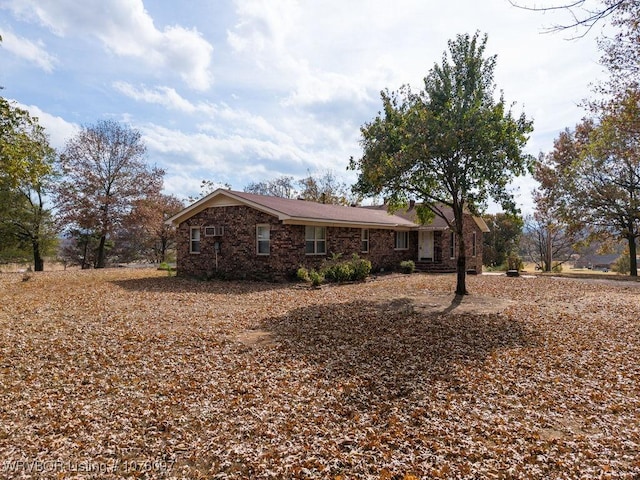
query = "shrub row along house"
xmin=166 ymin=189 xmax=489 ymax=280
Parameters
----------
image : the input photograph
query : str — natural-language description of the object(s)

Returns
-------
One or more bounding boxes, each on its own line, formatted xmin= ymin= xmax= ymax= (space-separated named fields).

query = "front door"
xmin=418 ymin=230 xmax=434 ymax=261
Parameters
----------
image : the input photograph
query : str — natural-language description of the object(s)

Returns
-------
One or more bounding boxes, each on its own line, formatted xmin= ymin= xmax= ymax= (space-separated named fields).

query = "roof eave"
xmin=282 ymin=217 xmax=417 ymax=229
xmin=473 ymin=216 xmax=491 ymax=233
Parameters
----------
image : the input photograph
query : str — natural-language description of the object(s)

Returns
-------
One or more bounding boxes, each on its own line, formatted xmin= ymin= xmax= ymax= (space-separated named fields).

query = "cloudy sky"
xmin=0 ymin=0 xmax=608 ymax=213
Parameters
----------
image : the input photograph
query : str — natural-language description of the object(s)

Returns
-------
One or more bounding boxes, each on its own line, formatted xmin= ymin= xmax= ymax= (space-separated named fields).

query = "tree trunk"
xmin=32 ymin=240 xmax=44 ymax=272
xmin=81 ymin=236 xmax=89 ymax=270
xmin=628 ymin=234 xmax=638 ymax=277
xmin=456 ymin=229 xmax=468 ymax=295
xmin=96 ymin=234 xmax=107 ymax=269
xmin=33 ymin=194 xmax=45 ymax=272
xmin=160 ymin=237 xmax=167 ymax=263
xmin=544 ymin=230 xmax=553 ymax=272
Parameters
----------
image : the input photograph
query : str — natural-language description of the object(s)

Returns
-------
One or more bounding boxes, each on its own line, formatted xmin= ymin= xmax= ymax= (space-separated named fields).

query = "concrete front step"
xmin=414 ymin=261 xmax=456 ymax=273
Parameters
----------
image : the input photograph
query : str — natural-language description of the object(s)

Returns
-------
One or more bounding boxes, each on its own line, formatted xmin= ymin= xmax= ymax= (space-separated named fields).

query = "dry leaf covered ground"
xmin=0 ymin=269 xmax=638 ymax=479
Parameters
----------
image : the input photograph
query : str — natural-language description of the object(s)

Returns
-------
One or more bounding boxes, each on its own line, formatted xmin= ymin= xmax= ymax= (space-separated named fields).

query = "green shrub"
xmin=400 ymin=260 xmax=415 ymax=274
xmin=350 ymin=254 xmax=372 ymax=281
xmin=552 ymin=262 xmax=563 ymax=273
xmin=325 ymin=262 xmax=354 ymax=282
xmin=613 ymin=254 xmax=630 ymax=275
xmin=506 ymin=253 xmax=523 ymax=271
xmin=158 ymin=262 xmax=176 ymax=276
xmin=298 ymin=254 xmax=373 ymax=286
xmin=308 ymin=269 xmax=324 ymax=287
xmin=321 ymin=253 xmax=371 ymax=283
xmin=296 ymin=267 xmax=310 ymax=282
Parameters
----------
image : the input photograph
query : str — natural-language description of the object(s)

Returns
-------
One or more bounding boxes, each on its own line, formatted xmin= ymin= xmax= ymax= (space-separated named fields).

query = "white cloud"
xmin=139 ymin=123 xmax=306 ymax=173
xmin=113 ymin=83 xmax=337 ymax=154
xmin=225 ymin=0 xmax=605 ymax=123
xmin=1 ymin=0 xmax=214 ymax=90
xmin=226 ymin=0 xmax=388 ymax=108
xmin=14 ymin=102 xmax=79 ymax=149
xmin=113 ymin=82 xmax=200 ymax=113
xmin=0 ymin=29 xmax=57 ymax=72
xmin=2 ymin=0 xmax=612 ymax=214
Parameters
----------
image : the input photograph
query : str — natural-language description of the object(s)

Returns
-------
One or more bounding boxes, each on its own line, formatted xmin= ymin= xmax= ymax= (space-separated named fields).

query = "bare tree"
xmin=521 ymin=213 xmax=576 ymax=271
xmin=244 ymin=176 xmax=297 ymax=198
xmin=186 ymin=179 xmax=231 ymax=203
xmin=244 ymin=171 xmax=356 ymax=205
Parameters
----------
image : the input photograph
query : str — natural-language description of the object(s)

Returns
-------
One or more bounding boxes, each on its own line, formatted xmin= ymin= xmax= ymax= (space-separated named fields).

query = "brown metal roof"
xmin=167 ymin=189 xmax=417 ymax=229
xmin=363 ymin=204 xmax=452 ymax=230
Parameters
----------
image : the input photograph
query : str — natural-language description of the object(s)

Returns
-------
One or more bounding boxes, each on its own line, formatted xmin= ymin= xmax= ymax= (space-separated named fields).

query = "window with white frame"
xmin=449 ymin=231 xmax=456 ymax=258
xmin=190 ymin=227 xmax=201 ymax=254
xmin=472 ymin=231 xmax=477 ymax=257
xmin=256 ymin=224 xmax=270 ymax=255
xmin=361 ymin=229 xmax=369 ymax=253
xmin=305 ymin=226 xmax=326 ymax=255
xmin=395 ymin=231 xmax=409 ymax=250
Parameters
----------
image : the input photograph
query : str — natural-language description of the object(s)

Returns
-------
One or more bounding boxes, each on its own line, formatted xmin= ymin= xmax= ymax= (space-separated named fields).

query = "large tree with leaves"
xmin=482 ymin=213 xmax=524 ymax=268
xmin=531 ymin=130 xmax=591 ymax=272
xmin=0 ymin=97 xmax=58 ymax=271
xmin=55 ymin=120 xmax=164 ymax=268
xmin=349 ymin=32 xmax=533 ymax=294
xmin=540 ymin=89 xmax=640 ymax=276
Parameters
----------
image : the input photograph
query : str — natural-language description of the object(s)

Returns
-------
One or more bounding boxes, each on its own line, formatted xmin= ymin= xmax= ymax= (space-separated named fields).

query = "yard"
xmin=0 ymin=269 xmax=638 ymax=479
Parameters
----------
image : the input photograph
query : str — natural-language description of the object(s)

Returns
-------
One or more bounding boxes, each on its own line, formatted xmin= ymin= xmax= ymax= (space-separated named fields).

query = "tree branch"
xmin=508 ymin=0 xmax=626 ymax=38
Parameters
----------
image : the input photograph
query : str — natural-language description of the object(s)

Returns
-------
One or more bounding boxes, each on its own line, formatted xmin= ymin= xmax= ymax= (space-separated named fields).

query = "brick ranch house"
xmin=166 ymin=189 xmax=489 ymax=281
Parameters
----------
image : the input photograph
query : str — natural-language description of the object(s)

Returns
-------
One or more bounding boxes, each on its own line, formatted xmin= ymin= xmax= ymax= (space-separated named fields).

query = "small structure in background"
xmin=573 ymin=254 xmax=621 ymax=272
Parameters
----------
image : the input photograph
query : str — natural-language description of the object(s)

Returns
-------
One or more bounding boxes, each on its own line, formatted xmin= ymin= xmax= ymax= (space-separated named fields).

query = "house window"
xmin=257 ymin=224 xmax=270 ymax=255
xmin=305 ymin=226 xmax=326 ymax=255
xmin=361 ymin=229 xmax=369 ymax=253
xmin=190 ymin=227 xmax=201 ymax=254
xmin=472 ymin=231 xmax=477 ymax=257
xmin=450 ymin=232 xmax=456 ymax=258
xmin=395 ymin=231 xmax=409 ymax=250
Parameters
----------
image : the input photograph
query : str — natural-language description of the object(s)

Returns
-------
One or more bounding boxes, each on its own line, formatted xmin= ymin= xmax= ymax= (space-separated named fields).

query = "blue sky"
xmin=0 ymin=0 xmax=607 ymax=213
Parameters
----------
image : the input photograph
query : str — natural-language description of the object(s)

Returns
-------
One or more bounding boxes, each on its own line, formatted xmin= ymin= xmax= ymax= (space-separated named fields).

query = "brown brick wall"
xmin=432 ymin=218 xmax=484 ymax=272
xmin=176 ymin=205 xmax=482 ymax=280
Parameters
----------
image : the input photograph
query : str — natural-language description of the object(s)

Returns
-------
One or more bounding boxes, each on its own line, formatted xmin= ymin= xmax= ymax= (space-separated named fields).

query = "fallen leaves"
xmin=0 ymin=269 xmax=639 ymax=478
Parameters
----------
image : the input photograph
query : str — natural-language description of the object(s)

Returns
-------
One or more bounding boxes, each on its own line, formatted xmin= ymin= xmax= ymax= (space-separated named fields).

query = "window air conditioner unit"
xmin=205 ymin=226 xmax=224 ymax=236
